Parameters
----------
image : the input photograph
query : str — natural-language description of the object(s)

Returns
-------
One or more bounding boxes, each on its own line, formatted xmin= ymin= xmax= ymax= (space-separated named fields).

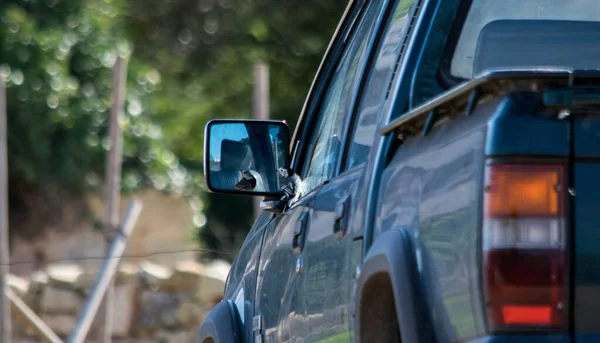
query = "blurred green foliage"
xmin=0 ymin=0 xmax=346 ymax=260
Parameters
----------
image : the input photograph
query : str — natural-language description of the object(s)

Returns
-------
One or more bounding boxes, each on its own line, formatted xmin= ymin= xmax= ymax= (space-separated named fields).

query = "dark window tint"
xmin=345 ymin=0 xmax=415 ymax=170
xmin=451 ymin=0 xmax=600 ymax=79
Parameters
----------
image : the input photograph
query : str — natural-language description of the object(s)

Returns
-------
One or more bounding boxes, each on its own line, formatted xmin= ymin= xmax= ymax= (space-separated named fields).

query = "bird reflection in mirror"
xmin=234 ymin=170 xmax=257 ymax=191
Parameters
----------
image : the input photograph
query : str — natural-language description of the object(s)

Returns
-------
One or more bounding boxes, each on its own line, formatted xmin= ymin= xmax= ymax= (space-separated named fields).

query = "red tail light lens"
xmin=483 ymin=164 xmax=566 ymax=331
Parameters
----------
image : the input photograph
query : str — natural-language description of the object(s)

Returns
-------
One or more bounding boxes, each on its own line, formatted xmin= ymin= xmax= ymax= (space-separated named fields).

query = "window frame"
xmin=300 ymin=0 xmax=395 ymax=189
xmin=340 ymin=0 xmax=419 ymax=172
xmin=289 ymin=0 xmax=376 ymax=197
xmin=288 ymin=0 xmax=364 ymax=182
xmin=404 ymin=0 xmax=466 ymax=108
xmin=437 ymin=0 xmax=475 ymax=88
xmin=291 ymin=0 xmax=408 ymax=196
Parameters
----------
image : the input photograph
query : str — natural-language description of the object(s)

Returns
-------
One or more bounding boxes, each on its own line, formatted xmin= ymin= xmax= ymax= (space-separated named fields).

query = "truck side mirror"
xmin=204 ymin=119 xmax=290 ymax=197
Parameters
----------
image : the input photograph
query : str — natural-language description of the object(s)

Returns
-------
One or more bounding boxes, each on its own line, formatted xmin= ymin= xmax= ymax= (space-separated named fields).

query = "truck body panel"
xmin=202 ymin=0 xmax=600 ymax=340
xmin=223 ymin=211 xmax=273 ymax=342
xmin=255 ymin=195 xmax=314 ymax=343
xmin=376 ymin=92 xmax=493 ymax=341
xmin=574 ymin=118 xmax=600 ymax=334
xmin=302 ymin=165 xmax=362 ymax=341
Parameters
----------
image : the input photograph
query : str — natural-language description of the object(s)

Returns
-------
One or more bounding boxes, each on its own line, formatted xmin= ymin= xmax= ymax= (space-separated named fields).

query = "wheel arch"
xmin=198 ymin=299 xmax=243 ymax=343
xmin=355 ymin=229 xmax=431 ymax=343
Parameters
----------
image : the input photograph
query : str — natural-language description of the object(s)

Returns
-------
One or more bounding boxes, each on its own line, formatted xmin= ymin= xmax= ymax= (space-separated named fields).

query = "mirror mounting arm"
xmin=260 ymin=196 xmax=287 ymax=214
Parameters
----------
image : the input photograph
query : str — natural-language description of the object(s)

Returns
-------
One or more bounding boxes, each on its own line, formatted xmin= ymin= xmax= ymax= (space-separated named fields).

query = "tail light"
xmin=483 ymin=164 xmax=566 ymax=331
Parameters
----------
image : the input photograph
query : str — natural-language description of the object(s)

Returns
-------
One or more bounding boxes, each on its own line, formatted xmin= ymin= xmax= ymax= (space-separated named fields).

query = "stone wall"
xmin=9 ymin=259 xmax=230 ymax=343
xmin=10 ymin=188 xmax=200 ymax=277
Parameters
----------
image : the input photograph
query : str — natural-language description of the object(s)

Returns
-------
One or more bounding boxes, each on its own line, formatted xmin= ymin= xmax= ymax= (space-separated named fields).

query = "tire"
xmin=358 ymin=273 xmax=401 ymax=343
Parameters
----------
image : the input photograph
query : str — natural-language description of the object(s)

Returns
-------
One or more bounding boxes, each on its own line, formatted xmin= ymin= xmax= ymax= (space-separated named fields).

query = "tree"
xmin=1 ymin=0 xmax=190 ymax=243
xmin=0 ymin=0 xmax=348 ymax=261
xmin=125 ymin=0 xmax=348 ymax=259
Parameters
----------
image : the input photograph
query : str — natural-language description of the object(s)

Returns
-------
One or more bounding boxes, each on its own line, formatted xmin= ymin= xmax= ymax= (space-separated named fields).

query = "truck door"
xmin=254 ymin=195 xmax=315 ymax=342
xmin=252 ymin=1 xmax=364 ymax=342
xmin=299 ymin=0 xmax=417 ymax=341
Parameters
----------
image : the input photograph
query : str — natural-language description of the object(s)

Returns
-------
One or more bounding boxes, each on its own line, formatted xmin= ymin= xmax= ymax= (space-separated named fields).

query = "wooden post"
xmin=253 ymin=63 xmax=270 ymax=121
xmin=96 ymin=56 xmax=128 ymax=343
xmin=252 ymin=63 xmax=269 ymax=217
xmin=6 ymin=288 xmax=62 ymax=343
xmin=0 ymin=77 xmax=11 ymax=342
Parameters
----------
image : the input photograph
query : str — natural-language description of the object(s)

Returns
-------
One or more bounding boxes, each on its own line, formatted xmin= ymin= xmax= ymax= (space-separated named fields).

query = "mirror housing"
xmin=204 ymin=119 xmax=290 ymax=197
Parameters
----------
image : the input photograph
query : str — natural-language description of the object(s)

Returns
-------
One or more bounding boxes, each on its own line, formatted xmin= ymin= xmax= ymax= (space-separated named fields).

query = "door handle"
xmin=333 ymin=195 xmax=350 ymax=240
xmin=293 ymin=211 xmax=308 ymax=255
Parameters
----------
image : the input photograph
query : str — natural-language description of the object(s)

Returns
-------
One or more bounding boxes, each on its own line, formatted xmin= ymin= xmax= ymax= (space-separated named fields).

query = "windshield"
xmin=451 ymin=0 xmax=600 ymax=79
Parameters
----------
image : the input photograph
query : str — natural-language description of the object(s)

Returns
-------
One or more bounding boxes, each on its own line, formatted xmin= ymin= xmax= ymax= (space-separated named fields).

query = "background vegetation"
xmin=0 ymin=0 xmax=347 ymax=260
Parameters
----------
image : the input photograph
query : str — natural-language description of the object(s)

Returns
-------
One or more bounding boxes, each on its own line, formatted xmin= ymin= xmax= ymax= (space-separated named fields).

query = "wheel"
xmin=358 ymin=273 xmax=401 ymax=343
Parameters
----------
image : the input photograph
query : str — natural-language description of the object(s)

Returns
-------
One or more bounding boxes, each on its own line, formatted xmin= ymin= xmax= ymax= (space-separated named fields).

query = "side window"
xmin=300 ymin=0 xmax=385 ymax=194
xmin=344 ymin=0 xmax=416 ymax=170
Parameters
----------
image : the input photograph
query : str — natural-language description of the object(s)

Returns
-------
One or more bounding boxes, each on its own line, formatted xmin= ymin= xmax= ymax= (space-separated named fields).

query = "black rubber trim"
xmin=437 ymin=0 xmax=473 ymax=88
xmin=198 ymin=300 xmax=242 ymax=343
xmin=354 ymin=229 xmax=431 ymax=343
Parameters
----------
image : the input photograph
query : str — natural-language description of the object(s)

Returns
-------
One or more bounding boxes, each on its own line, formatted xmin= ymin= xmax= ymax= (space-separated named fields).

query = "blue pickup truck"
xmin=198 ymin=0 xmax=600 ymax=342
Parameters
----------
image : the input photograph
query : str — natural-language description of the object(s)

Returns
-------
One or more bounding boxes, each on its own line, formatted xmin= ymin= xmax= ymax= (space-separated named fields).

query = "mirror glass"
xmin=206 ymin=121 xmax=289 ymax=194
